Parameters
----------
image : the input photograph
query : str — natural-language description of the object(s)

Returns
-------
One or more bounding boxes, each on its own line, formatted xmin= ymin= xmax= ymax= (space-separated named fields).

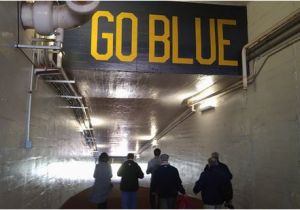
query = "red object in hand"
xmin=177 ymin=196 xmax=190 ymax=209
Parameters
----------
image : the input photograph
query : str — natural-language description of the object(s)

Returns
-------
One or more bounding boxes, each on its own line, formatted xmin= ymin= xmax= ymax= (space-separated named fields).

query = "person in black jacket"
xmin=204 ymin=152 xmax=233 ymax=207
xmin=152 ymin=154 xmax=186 ymax=209
xmin=117 ymin=153 xmax=144 ymax=209
xmin=204 ymin=152 xmax=232 ymax=180
xmin=194 ymin=157 xmax=231 ymax=208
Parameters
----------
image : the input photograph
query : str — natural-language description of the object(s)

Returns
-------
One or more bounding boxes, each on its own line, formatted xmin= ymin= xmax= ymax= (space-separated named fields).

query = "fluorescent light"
xmin=91 ymin=117 xmax=106 ymax=127
xmin=96 ymin=144 xmax=109 ymax=148
xmin=196 ymin=76 xmax=214 ymax=92
xmin=152 ymin=139 xmax=158 ymax=146
xmin=199 ymin=105 xmax=215 ymax=112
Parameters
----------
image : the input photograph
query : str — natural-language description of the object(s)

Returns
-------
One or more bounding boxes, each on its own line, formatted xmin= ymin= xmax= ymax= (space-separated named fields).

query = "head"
xmin=208 ymin=157 xmax=218 ymax=167
xmin=127 ymin=153 xmax=134 ymax=160
xmin=99 ymin=152 xmax=109 ymax=163
xmin=154 ymin=148 xmax=161 ymax=157
xmin=160 ymin=153 xmax=169 ymax=163
xmin=211 ymin=152 xmax=219 ymax=160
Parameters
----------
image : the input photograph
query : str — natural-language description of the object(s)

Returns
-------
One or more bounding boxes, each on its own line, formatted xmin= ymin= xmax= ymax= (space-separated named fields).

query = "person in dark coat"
xmin=194 ymin=157 xmax=231 ymax=209
xmin=117 ymin=153 xmax=144 ymax=209
xmin=204 ymin=152 xmax=232 ymax=180
xmin=152 ymin=154 xmax=186 ymax=209
xmin=146 ymin=148 xmax=161 ymax=208
xmin=204 ymin=152 xmax=233 ymax=207
xmin=89 ymin=152 xmax=113 ymax=209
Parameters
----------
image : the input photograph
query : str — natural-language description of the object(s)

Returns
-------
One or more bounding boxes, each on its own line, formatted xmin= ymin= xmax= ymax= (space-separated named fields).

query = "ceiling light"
xmin=199 ymin=105 xmax=215 ymax=112
xmin=91 ymin=117 xmax=106 ymax=127
xmin=96 ymin=144 xmax=109 ymax=148
xmin=152 ymin=139 xmax=158 ymax=146
xmin=195 ymin=76 xmax=214 ymax=92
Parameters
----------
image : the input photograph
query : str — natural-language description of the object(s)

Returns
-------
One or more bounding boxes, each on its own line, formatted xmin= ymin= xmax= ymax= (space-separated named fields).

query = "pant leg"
xmin=149 ymin=186 xmax=157 ymax=208
xmin=97 ymin=201 xmax=107 ymax=209
xmin=203 ymin=204 xmax=224 ymax=209
xmin=167 ymin=197 xmax=177 ymax=209
xmin=203 ymin=204 xmax=215 ymax=209
xmin=128 ymin=191 xmax=137 ymax=209
xmin=215 ymin=204 xmax=224 ymax=209
xmin=159 ymin=198 xmax=168 ymax=209
xmin=121 ymin=191 xmax=129 ymax=209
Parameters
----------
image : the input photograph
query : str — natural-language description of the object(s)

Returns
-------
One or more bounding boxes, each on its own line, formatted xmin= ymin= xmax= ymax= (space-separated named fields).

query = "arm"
xmin=146 ymin=160 xmax=152 ymax=174
xmin=175 ymin=169 xmax=185 ymax=195
xmin=117 ymin=163 xmax=124 ymax=177
xmin=193 ymin=173 xmax=205 ymax=194
xmin=108 ymin=164 xmax=113 ymax=178
xmin=224 ymin=165 xmax=233 ymax=180
xmin=137 ymin=164 xmax=144 ymax=179
xmin=93 ymin=165 xmax=97 ymax=178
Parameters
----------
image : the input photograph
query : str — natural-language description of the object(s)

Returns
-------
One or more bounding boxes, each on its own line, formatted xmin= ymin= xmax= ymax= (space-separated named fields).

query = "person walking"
xmin=204 ymin=152 xmax=232 ymax=180
xmin=194 ymin=157 xmax=231 ymax=209
xmin=89 ymin=152 xmax=113 ymax=209
xmin=146 ymin=148 xmax=161 ymax=208
xmin=117 ymin=153 xmax=144 ymax=209
xmin=152 ymin=154 xmax=186 ymax=209
xmin=204 ymin=152 xmax=233 ymax=207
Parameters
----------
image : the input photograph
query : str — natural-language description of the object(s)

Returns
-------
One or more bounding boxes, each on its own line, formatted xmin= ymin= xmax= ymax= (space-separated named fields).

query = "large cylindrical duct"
xmin=21 ymin=1 xmax=100 ymax=35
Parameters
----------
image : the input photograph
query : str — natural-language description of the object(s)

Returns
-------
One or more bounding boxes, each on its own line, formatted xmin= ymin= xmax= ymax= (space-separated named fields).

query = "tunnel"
xmin=0 ymin=1 xmax=300 ymax=209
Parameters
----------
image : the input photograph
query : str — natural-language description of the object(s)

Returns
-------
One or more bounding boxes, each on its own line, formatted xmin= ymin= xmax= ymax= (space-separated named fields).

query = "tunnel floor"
xmin=61 ymin=183 xmax=203 ymax=209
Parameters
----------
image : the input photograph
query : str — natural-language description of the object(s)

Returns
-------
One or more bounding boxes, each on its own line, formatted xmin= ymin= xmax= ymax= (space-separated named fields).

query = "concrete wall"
xmin=140 ymin=2 xmax=300 ymax=208
xmin=0 ymin=2 xmax=93 ymax=208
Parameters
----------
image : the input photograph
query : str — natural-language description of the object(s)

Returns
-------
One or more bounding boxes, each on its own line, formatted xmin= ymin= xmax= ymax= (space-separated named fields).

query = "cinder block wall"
xmin=0 ymin=2 xmax=93 ymax=208
xmin=140 ymin=2 xmax=300 ymax=208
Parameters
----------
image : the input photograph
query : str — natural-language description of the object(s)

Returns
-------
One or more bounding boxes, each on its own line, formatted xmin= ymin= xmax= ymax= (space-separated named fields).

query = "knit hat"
xmin=160 ymin=154 xmax=169 ymax=161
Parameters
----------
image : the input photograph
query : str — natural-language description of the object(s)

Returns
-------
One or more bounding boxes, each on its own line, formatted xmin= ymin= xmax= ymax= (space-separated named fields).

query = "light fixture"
xmin=199 ymin=105 xmax=215 ymax=112
xmin=152 ymin=139 xmax=158 ymax=146
xmin=96 ymin=144 xmax=109 ymax=148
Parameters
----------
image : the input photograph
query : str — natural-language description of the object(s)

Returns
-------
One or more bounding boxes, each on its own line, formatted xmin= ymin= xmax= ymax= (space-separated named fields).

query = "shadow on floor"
xmin=61 ymin=184 xmax=203 ymax=209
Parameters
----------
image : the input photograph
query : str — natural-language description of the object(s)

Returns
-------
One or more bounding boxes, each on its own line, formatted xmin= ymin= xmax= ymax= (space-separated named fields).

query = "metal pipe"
xmin=59 ymin=106 xmax=88 ymax=109
xmin=45 ymin=80 xmax=75 ymax=83
xmin=241 ymin=8 xmax=300 ymax=89
xmin=15 ymin=44 xmax=61 ymax=50
xmin=59 ymin=95 xmax=82 ymax=99
xmin=138 ymin=108 xmax=195 ymax=154
xmin=242 ymin=46 xmax=248 ymax=89
xmin=24 ymin=62 xmax=34 ymax=149
xmin=21 ymin=1 xmax=100 ymax=35
xmin=189 ymin=37 xmax=300 ymax=109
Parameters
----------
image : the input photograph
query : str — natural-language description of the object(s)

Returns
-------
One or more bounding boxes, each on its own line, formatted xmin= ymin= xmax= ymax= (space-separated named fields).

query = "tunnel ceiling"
xmin=72 ymin=69 xmax=203 ymax=155
xmin=65 ymin=68 xmax=240 ymax=156
xmin=62 ymin=1 xmax=244 ymax=156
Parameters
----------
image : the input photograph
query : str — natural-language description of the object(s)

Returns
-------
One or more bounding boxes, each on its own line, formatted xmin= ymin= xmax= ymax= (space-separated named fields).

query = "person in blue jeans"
xmin=117 ymin=153 xmax=144 ymax=209
xmin=152 ymin=154 xmax=186 ymax=209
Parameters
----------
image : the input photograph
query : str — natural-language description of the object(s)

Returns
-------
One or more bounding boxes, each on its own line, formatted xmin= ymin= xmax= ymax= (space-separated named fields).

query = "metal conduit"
xmin=138 ymin=108 xmax=195 ymax=155
xmin=188 ymin=36 xmax=300 ymax=108
xmin=242 ymin=8 xmax=300 ymax=89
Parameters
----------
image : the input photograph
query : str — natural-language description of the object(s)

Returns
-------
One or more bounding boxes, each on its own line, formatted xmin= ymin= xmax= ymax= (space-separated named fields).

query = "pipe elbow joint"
xmin=21 ymin=1 xmax=100 ymax=35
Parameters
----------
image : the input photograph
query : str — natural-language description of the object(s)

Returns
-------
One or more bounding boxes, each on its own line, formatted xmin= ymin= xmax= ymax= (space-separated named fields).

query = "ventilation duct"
xmin=21 ymin=1 xmax=99 ymax=35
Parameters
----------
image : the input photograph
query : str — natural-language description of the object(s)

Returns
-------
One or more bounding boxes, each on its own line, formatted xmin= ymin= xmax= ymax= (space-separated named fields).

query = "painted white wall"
xmin=0 ymin=2 xmax=94 ymax=208
xmin=140 ymin=2 xmax=300 ymax=208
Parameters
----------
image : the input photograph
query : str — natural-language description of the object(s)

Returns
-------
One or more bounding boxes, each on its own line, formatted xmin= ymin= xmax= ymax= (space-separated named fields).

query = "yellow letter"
xmin=172 ymin=16 xmax=193 ymax=64
xmin=116 ymin=12 xmax=138 ymax=62
xmin=217 ymin=19 xmax=238 ymax=66
xmin=149 ymin=15 xmax=170 ymax=63
xmin=91 ymin=11 xmax=114 ymax=61
xmin=195 ymin=18 xmax=216 ymax=65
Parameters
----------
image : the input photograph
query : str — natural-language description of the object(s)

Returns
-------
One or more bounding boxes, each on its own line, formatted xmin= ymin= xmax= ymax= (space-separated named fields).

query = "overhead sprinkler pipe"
xmin=21 ymin=1 xmax=100 ymax=35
